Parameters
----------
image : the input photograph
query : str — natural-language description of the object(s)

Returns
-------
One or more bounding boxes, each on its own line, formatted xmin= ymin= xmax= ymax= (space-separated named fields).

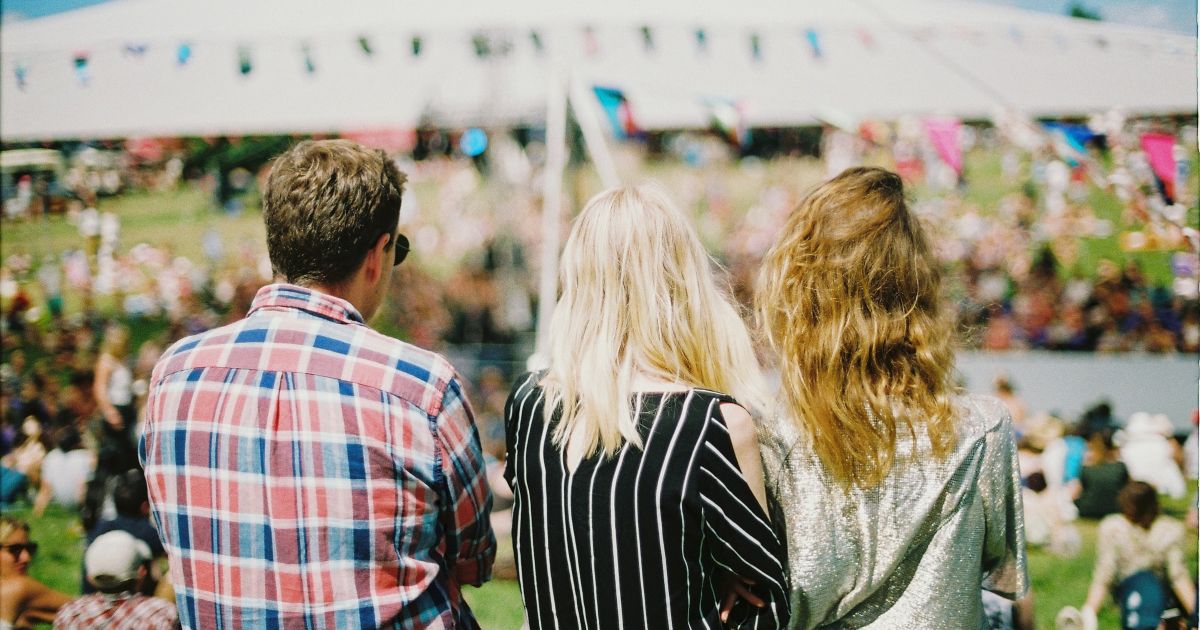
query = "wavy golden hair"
xmin=543 ymin=184 xmax=768 ymax=460
xmin=756 ymin=167 xmax=957 ymax=488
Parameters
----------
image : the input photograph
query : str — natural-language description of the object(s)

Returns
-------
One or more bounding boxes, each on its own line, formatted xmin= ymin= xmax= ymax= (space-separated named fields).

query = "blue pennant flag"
xmin=593 ymin=86 xmax=640 ymax=139
xmin=1042 ymin=122 xmax=1096 ymax=166
xmin=805 ymin=28 xmax=823 ymax=59
xmin=177 ymin=43 xmax=192 ymax=66
xmin=72 ymin=53 xmax=90 ymax=86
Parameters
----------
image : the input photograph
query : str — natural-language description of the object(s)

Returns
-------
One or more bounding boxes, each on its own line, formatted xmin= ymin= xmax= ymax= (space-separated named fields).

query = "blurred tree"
xmin=1067 ymin=2 xmax=1102 ymax=21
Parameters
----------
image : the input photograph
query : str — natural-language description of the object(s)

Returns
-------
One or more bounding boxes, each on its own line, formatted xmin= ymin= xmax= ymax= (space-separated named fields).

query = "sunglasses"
xmin=0 ymin=542 xmax=38 ymax=558
xmin=388 ymin=232 xmax=410 ymax=267
xmin=378 ymin=150 xmax=410 ymax=267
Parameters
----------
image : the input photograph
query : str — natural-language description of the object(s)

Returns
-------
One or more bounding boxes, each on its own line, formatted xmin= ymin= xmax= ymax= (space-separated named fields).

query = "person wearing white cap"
xmin=1118 ymin=412 xmax=1186 ymax=499
xmin=52 ymin=531 xmax=176 ymax=630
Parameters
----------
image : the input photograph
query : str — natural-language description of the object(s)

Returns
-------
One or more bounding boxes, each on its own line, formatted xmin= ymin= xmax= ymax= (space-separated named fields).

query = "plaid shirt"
xmin=141 ymin=284 xmax=495 ymax=630
xmin=54 ymin=593 xmax=178 ymax=630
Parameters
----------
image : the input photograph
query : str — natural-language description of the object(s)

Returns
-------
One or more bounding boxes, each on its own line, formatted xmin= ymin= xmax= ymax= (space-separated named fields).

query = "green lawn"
xmin=1028 ymin=495 xmax=1199 ymax=628
xmin=2 ymin=188 xmax=260 ymax=270
xmin=1 ymin=149 xmax=1190 ymax=295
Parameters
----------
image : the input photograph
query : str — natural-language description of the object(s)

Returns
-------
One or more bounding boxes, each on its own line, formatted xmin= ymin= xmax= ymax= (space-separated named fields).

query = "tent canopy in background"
xmin=1 ymin=0 xmax=1196 ymax=140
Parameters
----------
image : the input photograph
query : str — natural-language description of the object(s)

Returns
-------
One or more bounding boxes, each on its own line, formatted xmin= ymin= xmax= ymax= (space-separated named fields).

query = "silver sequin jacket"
xmin=760 ymin=393 xmax=1029 ymax=629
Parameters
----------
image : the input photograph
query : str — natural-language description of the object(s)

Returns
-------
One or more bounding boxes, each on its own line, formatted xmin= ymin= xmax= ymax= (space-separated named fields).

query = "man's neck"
xmin=298 ymin=280 xmax=369 ymax=320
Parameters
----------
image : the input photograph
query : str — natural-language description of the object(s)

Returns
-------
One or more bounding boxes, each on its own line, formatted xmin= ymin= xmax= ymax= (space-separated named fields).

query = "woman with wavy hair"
xmin=504 ymin=184 xmax=788 ymax=629
xmin=756 ymin=167 xmax=1028 ymax=629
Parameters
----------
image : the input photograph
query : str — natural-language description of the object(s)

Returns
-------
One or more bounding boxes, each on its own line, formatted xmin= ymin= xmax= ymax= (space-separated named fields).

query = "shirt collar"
xmin=248 ymin=283 xmax=366 ymax=325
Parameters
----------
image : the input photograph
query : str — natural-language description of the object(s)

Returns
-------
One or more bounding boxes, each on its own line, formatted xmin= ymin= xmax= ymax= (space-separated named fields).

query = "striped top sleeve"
xmin=699 ymin=399 xmax=790 ymax=628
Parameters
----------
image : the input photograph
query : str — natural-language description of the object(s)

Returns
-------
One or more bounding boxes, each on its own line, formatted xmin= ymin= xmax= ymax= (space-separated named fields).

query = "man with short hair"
xmin=54 ymin=530 xmax=177 ymax=630
xmin=81 ymin=469 xmax=165 ymax=595
xmin=141 ymin=140 xmax=495 ymax=629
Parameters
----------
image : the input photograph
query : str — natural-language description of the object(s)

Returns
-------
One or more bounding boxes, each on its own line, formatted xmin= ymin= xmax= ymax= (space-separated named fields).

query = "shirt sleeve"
xmin=1090 ymin=516 xmax=1120 ymax=591
xmin=435 ymin=375 xmax=496 ymax=587
xmin=1163 ymin=520 xmax=1190 ymax=586
xmin=981 ymin=408 xmax=1030 ymax=598
xmin=697 ymin=403 xmax=790 ymax=629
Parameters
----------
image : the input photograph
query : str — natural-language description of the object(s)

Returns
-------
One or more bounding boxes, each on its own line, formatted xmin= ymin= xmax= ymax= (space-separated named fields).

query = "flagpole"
xmin=531 ymin=68 xmax=569 ymax=369
xmin=568 ymin=71 xmax=620 ymax=189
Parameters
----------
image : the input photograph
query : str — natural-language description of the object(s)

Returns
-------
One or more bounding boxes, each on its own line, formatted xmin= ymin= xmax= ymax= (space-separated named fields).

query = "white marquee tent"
xmin=1 ymin=0 xmax=1196 ymax=141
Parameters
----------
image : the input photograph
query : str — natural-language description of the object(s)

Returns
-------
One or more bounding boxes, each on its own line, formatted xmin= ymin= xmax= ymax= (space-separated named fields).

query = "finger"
xmin=733 ymin=583 xmax=766 ymax=608
xmin=720 ymin=592 xmax=736 ymax=622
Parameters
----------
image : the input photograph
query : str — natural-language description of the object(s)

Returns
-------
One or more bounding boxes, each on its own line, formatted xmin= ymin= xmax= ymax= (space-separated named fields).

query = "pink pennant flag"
xmin=1141 ymin=132 xmax=1176 ymax=189
xmin=924 ymin=118 xmax=963 ymax=174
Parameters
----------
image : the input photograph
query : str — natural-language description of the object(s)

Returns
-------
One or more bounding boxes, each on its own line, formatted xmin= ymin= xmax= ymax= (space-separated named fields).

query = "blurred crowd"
xmin=1000 ymin=377 xmax=1199 ymax=628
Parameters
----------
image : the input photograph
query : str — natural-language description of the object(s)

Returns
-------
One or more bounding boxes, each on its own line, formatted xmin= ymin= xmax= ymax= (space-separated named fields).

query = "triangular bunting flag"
xmin=923 ymin=118 xmax=963 ymax=174
xmin=1141 ymin=133 xmax=1177 ymax=204
xmin=593 ymin=86 xmax=639 ymax=139
xmin=805 ymin=28 xmax=823 ymax=59
xmin=704 ymin=97 xmax=748 ymax=148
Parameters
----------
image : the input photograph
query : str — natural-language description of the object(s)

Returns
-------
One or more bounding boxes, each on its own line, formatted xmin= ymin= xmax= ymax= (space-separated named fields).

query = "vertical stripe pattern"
xmin=504 ymin=375 xmax=789 ymax=629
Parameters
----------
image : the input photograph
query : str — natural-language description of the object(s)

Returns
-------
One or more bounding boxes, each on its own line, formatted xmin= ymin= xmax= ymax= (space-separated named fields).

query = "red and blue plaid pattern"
xmin=54 ymin=593 xmax=178 ymax=630
xmin=141 ymin=284 xmax=495 ymax=630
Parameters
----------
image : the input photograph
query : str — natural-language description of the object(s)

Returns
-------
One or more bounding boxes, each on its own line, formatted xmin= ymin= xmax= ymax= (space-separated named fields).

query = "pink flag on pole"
xmin=1140 ymin=133 xmax=1176 ymax=200
xmin=924 ymin=118 xmax=963 ymax=174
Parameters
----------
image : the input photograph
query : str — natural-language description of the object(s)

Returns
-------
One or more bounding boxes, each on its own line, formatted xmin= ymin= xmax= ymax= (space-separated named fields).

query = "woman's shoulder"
xmin=1097 ymin=513 xmax=1130 ymax=535
xmin=688 ymin=386 xmax=740 ymax=408
xmin=505 ymin=371 xmax=546 ymax=403
xmin=684 ymin=388 xmax=747 ymax=427
xmin=956 ymin=393 xmax=1016 ymax=438
xmin=1150 ymin=515 xmax=1186 ymax=541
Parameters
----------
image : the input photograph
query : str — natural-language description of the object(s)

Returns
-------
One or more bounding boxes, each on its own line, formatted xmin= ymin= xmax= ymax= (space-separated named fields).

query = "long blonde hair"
xmin=100 ymin=324 xmax=130 ymax=360
xmin=756 ymin=167 xmax=957 ymax=488
xmin=542 ymin=184 xmax=767 ymax=458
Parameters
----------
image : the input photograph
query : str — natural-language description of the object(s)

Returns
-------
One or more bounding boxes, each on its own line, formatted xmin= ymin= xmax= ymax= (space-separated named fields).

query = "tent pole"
xmin=568 ymin=71 xmax=621 ymax=189
xmin=531 ymin=69 xmax=569 ymax=369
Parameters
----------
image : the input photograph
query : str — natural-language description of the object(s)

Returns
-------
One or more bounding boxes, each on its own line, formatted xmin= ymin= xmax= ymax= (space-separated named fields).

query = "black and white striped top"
xmin=503 ymin=373 xmax=790 ymax=629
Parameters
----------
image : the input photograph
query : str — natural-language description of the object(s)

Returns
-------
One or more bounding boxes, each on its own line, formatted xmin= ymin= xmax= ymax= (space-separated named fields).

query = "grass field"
xmin=0 ymin=148 xmax=1190 ymax=293
xmin=5 ymin=485 xmax=1195 ymax=629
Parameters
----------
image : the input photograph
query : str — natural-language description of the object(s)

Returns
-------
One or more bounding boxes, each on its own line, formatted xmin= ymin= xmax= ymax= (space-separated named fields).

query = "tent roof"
xmin=2 ymin=0 xmax=1195 ymax=140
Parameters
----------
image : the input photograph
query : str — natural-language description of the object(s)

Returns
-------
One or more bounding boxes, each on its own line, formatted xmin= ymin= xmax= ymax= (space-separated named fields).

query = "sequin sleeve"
xmin=980 ymin=404 xmax=1030 ymax=598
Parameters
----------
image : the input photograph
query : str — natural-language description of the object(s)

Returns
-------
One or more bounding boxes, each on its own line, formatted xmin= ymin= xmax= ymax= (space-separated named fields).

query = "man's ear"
xmin=364 ymin=233 xmax=390 ymax=284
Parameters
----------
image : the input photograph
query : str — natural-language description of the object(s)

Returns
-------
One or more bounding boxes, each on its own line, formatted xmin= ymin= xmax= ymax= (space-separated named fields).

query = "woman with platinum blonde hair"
xmin=504 ymin=184 xmax=789 ymax=629
xmin=756 ymin=167 xmax=1028 ymax=629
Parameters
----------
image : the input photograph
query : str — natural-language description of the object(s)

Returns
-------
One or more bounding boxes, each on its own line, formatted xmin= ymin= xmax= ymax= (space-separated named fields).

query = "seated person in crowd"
xmin=1071 ymin=429 xmax=1130 ymax=520
xmin=53 ymin=372 xmax=97 ymax=432
xmin=54 ymin=530 xmax=177 ymax=630
xmin=0 ymin=516 xmax=71 ymax=629
xmin=82 ymin=469 xmax=164 ymax=596
xmin=32 ymin=427 xmax=94 ymax=517
xmin=1063 ymin=482 xmax=1197 ymax=630
xmin=0 ymin=418 xmax=49 ymax=505
xmin=80 ymin=444 xmax=144 ymax=534
xmin=1118 ymin=412 xmax=1186 ymax=499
